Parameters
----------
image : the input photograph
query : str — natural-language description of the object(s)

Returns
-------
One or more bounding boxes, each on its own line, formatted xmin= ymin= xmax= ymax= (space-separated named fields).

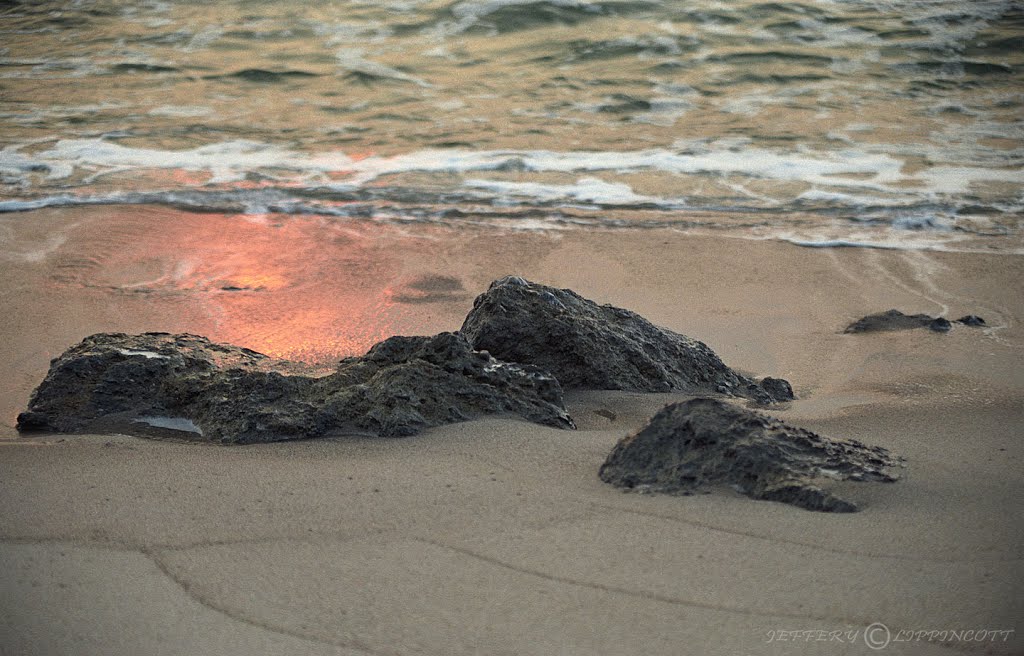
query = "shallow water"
xmin=0 ymin=0 xmax=1022 ymax=251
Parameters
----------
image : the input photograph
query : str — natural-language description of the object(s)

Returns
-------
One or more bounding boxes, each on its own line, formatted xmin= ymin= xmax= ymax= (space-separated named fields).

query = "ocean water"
xmin=0 ymin=0 xmax=1022 ymax=252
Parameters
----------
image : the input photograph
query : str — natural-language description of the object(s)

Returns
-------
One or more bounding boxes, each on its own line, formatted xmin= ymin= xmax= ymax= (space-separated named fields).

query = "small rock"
xmin=598 ymin=398 xmax=902 ymax=512
xmin=753 ymin=377 xmax=794 ymax=404
xmin=845 ymin=309 xmax=955 ymax=334
xmin=956 ymin=315 xmax=986 ymax=327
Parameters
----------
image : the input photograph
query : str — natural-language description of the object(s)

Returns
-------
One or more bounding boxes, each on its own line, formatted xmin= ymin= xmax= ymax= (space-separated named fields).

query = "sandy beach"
xmin=1 ymin=206 xmax=1021 ymax=655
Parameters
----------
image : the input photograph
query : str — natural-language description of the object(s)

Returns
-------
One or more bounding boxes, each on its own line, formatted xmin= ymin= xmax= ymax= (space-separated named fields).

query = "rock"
xmin=956 ymin=315 xmax=986 ymax=327
xmin=845 ymin=309 xmax=952 ymax=333
xmin=460 ymin=276 xmax=793 ymax=403
xmin=758 ymin=377 xmax=794 ymax=402
xmin=598 ymin=398 xmax=902 ymax=512
xmin=17 ymin=331 xmax=574 ymax=444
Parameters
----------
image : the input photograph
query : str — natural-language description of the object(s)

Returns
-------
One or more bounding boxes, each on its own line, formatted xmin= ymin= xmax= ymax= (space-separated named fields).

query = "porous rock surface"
xmin=845 ymin=310 xmax=987 ymax=334
xmin=17 ymin=331 xmax=574 ymax=443
xmin=461 ymin=276 xmax=793 ymax=403
xmin=598 ymin=398 xmax=902 ymax=512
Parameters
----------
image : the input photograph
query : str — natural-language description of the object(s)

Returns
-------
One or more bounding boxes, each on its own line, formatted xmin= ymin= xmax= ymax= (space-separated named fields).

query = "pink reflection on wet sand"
xmin=48 ymin=208 xmax=466 ymax=363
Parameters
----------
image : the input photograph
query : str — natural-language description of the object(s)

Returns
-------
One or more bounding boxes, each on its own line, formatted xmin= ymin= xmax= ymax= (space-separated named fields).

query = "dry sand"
xmin=0 ymin=206 xmax=1021 ymax=655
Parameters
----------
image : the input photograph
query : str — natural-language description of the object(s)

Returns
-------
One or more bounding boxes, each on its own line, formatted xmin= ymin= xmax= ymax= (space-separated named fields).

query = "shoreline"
xmin=0 ymin=205 xmax=1021 ymax=654
xmin=2 ymin=205 xmax=1021 ymax=437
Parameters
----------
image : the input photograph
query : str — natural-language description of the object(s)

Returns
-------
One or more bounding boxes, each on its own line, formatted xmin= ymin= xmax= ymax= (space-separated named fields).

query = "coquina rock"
xmin=845 ymin=310 xmax=987 ymax=334
xmin=461 ymin=276 xmax=793 ymax=404
xmin=598 ymin=398 xmax=902 ymax=512
xmin=17 ymin=331 xmax=574 ymax=444
xmin=845 ymin=309 xmax=952 ymax=333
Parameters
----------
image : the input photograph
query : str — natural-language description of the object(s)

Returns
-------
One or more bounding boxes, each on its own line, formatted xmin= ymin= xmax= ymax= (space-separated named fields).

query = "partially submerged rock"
xmin=845 ymin=310 xmax=986 ymax=334
xmin=598 ymin=398 xmax=902 ymax=512
xmin=461 ymin=276 xmax=793 ymax=404
xmin=17 ymin=331 xmax=574 ymax=444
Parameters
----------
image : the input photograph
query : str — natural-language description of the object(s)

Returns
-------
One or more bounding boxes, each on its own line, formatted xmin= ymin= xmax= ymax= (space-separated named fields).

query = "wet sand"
xmin=0 ymin=206 xmax=1021 ymax=655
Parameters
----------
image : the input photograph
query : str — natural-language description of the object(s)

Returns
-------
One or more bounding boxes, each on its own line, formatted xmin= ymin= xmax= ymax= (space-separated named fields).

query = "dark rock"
xmin=757 ymin=377 xmax=794 ymax=402
xmin=845 ymin=309 xmax=956 ymax=333
xmin=460 ymin=276 xmax=793 ymax=403
xmin=598 ymin=398 xmax=902 ymax=512
xmin=17 ymin=331 xmax=574 ymax=444
xmin=956 ymin=315 xmax=986 ymax=327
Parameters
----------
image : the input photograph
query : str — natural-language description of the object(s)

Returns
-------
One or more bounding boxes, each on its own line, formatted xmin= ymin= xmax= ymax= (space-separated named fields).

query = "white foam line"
xmin=722 ymin=181 xmax=779 ymax=206
xmin=463 ymin=177 xmax=677 ymax=206
xmin=0 ymin=140 xmax=355 ymax=185
xmin=2 ymin=140 xmax=1022 ymax=227
xmin=754 ymin=235 xmax=1024 ymax=255
xmin=0 ymin=196 xmax=83 ymax=212
xmin=797 ymin=189 xmax=912 ymax=208
xmin=917 ymin=166 xmax=1024 ymax=196
xmin=148 ymin=105 xmax=213 ymax=117
xmin=6 ymin=139 xmax=1022 ymax=201
xmin=341 ymin=147 xmax=909 ymax=189
xmin=780 ymin=238 xmax=910 ymax=250
xmin=0 ymin=140 xmax=906 ymax=189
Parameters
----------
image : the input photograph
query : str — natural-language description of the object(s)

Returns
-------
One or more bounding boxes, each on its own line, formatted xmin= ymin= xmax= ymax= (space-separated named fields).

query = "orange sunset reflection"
xmin=64 ymin=208 xmax=470 ymax=364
